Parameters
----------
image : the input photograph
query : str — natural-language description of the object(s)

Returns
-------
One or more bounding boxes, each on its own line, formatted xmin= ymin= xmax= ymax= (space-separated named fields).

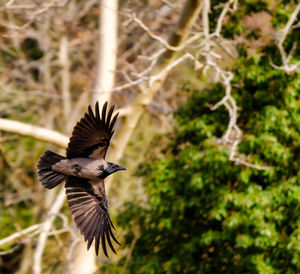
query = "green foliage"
xmin=114 ymin=1 xmax=300 ymax=273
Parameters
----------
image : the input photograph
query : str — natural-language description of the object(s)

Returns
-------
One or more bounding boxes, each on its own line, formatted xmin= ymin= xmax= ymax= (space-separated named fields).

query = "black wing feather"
xmin=95 ymin=228 xmax=101 ymax=256
xmin=102 ymin=102 xmax=108 ymax=126
xmin=109 ymin=113 xmax=119 ymax=134
xmin=106 ymin=228 xmax=116 ymax=254
xmin=95 ymin=102 xmax=100 ymax=121
xmin=86 ymin=214 xmax=99 ymax=249
xmin=108 ymin=222 xmax=120 ymax=245
xmin=65 ymin=177 xmax=119 ymax=257
xmin=106 ymin=105 xmax=114 ymax=127
xmin=101 ymin=224 xmax=108 ymax=257
xmin=66 ymin=102 xmax=119 ymax=160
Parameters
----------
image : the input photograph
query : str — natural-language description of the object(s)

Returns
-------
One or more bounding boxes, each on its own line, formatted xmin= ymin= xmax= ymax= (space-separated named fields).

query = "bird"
xmin=37 ymin=102 xmax=126 ymax=257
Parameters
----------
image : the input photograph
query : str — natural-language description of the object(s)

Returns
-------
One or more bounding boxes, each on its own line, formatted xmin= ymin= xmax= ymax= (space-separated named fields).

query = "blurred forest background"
xmin=0 ymin=0 xmax=299 ymax=273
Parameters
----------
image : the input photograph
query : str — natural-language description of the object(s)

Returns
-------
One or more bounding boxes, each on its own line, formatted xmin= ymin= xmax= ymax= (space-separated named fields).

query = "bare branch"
xmin=0 ymin=224 xmax=41 ymax=247
xmin=125 ymin=13 xmax=202 ymax=52
xmin=201 ymin=0 xmax=272 ymax=170
xmin=202 ymin=0 xmax=210 ymax=39
xmin=59 ymin=35 xmax=72 ymax=123
xmin=0 ymin=118 xmax=68 ymax=148
xmin=33 ymin=187 xmax=66 ymax=274
xmin=0 ymin=245 xmax=21 ymax=255
xmin=5 ymin=0 xmax=15 ymax=7
xmin=209 ymin=72 xmax=272 ymax=170
xmin=270 ymin=3 xmax=300 ymax=74
xmin=5 ymin=4 xmax=36 ymax=10
xmin=149 ymin=52 xmax=203 ymax=86
xmin=127 ymin=13 xmax=182 ymax=51
xmin=278 ymin=3 xmax=300 ymax=46
xmin=214 ymin=0 xmax=238 ymax=37
xmin=1 ymin=0 xmax=68 ymax=29
xmin=106 ymin=0 xmax=204 ymax=192
xmin=0 ymin=223 xmax=69 ymax=252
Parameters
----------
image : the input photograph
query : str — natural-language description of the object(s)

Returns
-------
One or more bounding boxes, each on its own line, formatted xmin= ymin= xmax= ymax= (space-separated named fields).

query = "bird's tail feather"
xmin=37 ymin=150 xmax=66 ymax=189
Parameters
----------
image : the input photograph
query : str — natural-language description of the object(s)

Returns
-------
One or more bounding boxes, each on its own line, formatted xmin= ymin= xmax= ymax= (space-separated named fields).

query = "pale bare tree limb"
xmin=110 ymin=52 xmax=202 ymax=96
xmin=0 ymin=224 xmax=41 ymax=247
xmin=66 ymin=1 xmax=119 ymax=272
xmin=202 ymin=0 xmax=271 ymax=170
xmin=33 ymin=187 xmax=66 ymax=274
xmin=270 ymin=3 xmax=300 ymax=74
xmin=1 ymin=0 xmax=68 ymax=29
xmin=0 ymin=118 xmax=68 ymax=148
xmin=66 ymin=91 xmax=90 ymax=134
xmin=214 ymin=0 xmax=238 ymax=37
xmin=0 ymin=245 xmax=20 ymax=256
xmin=278 ymin=3 xmax=300 ymax=46
xmin=0 ymin=223 xmax=70 ymax=250
xmin=4 ymin=0 xmax=16 ymax=7
xmin=107 ymin=0 xmax=203 ymax=174
xmin=92 ymin=0 xmax=118 ymax=106
xmin=124 ymin=12 xmax=203 ymax=52
xmin=68 ymin=240 xmax=98 ymax=274
xmin=209 ymin=73 xmax=272 ymax=170
xmin=59 ymin=35 xmax=72 ymax=123
xmin=4 ymin=4 xmax=36 ymax=10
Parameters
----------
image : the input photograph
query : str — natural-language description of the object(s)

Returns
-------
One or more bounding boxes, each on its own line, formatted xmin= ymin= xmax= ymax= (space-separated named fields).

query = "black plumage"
xmin=66 ymin=102 xmax=119 ymax=159
xmin=37 ymin=150 xmax=66 ymax=189
xmin=37 ymin=102 xmax=125 ymax=257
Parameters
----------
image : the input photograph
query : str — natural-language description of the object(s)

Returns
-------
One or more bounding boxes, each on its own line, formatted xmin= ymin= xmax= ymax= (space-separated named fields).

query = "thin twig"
xmin=126 ymin=13 xmax=201 ymax=52
xmin=0 ymin=224 xmax=41 ymax=247
xmin=202 ymin=0 xmax=271 ymax=170
xmin=270 ymin=3 xmax=300 ymax=73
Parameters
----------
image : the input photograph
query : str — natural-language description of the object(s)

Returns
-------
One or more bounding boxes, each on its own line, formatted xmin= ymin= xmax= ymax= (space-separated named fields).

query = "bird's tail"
xmin=37 ymin=150 xmax=67 ymax=189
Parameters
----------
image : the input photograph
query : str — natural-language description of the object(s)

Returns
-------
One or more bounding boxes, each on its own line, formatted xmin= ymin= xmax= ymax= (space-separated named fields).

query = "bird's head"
xmin=98 ymin=162 xmax=126 ymax=179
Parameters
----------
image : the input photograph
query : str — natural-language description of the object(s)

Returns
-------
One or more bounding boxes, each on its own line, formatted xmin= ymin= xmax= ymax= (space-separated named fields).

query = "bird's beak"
xmin=107 ymin=162 xmax=127 ymax=175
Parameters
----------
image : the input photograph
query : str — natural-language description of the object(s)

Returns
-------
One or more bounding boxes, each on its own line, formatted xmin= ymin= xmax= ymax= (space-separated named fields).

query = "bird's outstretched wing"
xmin=65 ymin=176 xmax=120 ymax=256
xmin=66 ymin=102 xmax=119 ymax=160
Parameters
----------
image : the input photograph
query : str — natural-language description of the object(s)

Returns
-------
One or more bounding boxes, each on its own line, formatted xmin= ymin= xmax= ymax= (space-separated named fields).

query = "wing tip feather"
xmin=67 ymin=180 xmax=119 ymax=256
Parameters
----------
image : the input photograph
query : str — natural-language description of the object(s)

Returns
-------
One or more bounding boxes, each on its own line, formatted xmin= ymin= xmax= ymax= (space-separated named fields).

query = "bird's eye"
xmin=98 ymin=165 xmax=104 ymax=171
xmin=73 ymin=164 xmax=81 ymax=172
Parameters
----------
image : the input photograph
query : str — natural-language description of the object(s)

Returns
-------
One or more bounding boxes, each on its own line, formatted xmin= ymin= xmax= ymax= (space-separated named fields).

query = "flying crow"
xmin=37 ymin=102 xmax=126 ymax=257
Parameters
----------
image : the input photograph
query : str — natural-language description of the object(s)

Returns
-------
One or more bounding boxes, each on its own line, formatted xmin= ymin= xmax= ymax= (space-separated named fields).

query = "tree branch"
xmin=0 ymin=224 xmax=41 ymax=247
xmin=270 ymin=3 xmax=300 ymax=74
xmin=33 ymin=187 xmax=66 ymax=274
xmin=108 ymin=0 xmax=203 ymax=172
xmin=59 ymin=35 xmax=72 ymax=123
xmin=0 ymin=118 xmax=68 ymax=148
xmin=202 ymin=0 xmax=271 ymax=170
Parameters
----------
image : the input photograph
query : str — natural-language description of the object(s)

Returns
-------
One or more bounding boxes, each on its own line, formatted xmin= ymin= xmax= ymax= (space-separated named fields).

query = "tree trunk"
xmin=70 ymin=0 xmax=119 ymax=272
xmin=108 ymin=0 xmax=203 ymax=165
xmin=92 ymin=0 xmax=119 ymax=106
